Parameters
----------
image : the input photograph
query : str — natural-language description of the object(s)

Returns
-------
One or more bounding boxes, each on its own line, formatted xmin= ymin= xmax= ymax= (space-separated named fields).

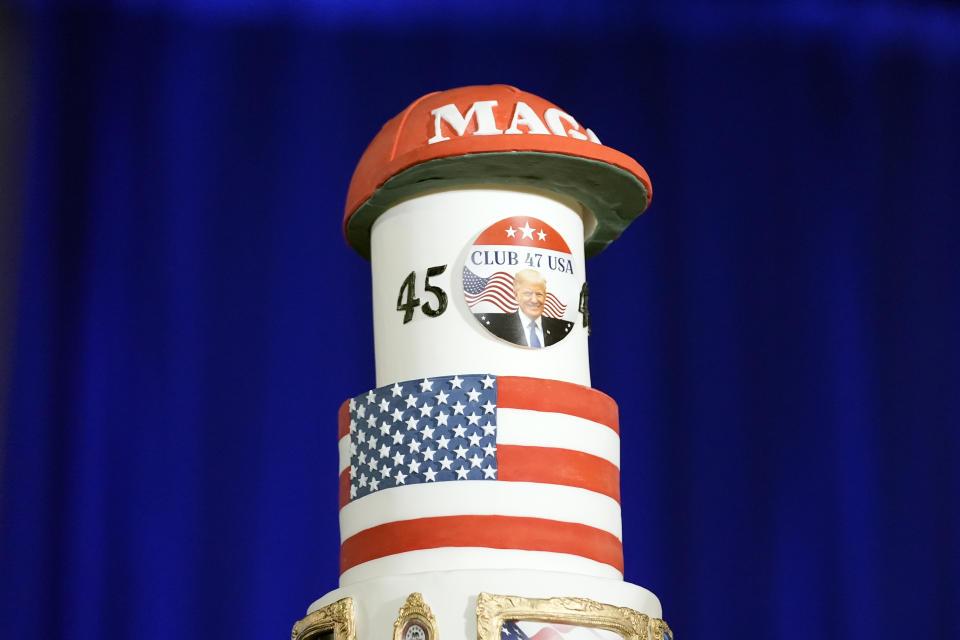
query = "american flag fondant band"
xmin=337 ymin=374 xmax=622 ymax=576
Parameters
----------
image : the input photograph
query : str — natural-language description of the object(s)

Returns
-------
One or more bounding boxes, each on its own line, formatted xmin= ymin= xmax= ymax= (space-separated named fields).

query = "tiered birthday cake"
xmin=293 ymin=85 xmax=671 ymax=640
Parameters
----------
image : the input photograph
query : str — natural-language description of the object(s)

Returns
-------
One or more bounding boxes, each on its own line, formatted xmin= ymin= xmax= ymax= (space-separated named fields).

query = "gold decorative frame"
xmin=650 ymin=618 xmax=673 ymax=640
xmin=292 ymin=597 xmax=357 ymax=640
xmin=476 ymin=593 xmax=649 ymax=640
xmin=475 ymin=593 xmax=673 ymax=640
xmin=393 ymin=592 xmax=440 ymax=640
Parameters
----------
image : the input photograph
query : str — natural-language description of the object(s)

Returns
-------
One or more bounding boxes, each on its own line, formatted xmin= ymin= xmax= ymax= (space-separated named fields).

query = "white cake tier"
xmin=307 ymin=569 xmax=662 ymax=639
xmin=339 ymin=548 xmax=623 ymax=586
xmin=370 ymin=187 xmax=592 ymax=388
xmin=337 ymin=374 xmax=622 ymax=583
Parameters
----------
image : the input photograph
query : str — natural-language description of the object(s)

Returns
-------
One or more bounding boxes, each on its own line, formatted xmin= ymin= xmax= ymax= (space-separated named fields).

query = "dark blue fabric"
xmin=2 ymin=2 xmax=959 ymax=639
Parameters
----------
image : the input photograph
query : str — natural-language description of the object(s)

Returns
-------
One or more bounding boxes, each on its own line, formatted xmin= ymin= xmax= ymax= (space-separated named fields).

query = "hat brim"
xmin=345 ymin=151 xmax=650 ymax=260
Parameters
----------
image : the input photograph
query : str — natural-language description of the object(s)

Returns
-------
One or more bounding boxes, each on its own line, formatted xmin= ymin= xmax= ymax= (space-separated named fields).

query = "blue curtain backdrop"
xmin=2 ymin=2 xmax=958 ymax=639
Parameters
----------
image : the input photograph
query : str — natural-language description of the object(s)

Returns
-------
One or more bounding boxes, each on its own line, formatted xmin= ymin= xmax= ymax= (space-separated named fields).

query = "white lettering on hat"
xmin=504 ymin=101 xmax=550 ymax=135
xmin=544 ymin=108 xmax=588 ymax=140
xmin=427 ymin=100 xmax=602 ymax=145
xmin=427 ymin=100 xmax=503 ymax=144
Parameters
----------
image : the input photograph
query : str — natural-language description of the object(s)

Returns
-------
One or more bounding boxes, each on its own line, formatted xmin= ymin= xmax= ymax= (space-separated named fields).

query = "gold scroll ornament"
xmin=292 ymin=597 xmax=357 ymax=640
xmin=394 ymin=592 xmax=440 ymax=640
xmin=475 ymin=593 xmax=672 ymax=640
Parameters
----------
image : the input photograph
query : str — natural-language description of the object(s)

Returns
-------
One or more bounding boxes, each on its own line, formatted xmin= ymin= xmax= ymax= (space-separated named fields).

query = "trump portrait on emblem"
xmin=474 ymin=269 xmax=574 ymax=348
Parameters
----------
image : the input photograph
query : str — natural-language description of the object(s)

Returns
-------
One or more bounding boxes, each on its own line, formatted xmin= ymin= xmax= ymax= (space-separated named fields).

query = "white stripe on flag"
xmin=338 ymin=480 xmax=622 ymax=542
xmin=338 ymin=546 xmax=622 ymax=586
xmin=496 ymin=409 xmax=620 ymax=468
xmin=338 ymin=435 xmax=351 ymax=474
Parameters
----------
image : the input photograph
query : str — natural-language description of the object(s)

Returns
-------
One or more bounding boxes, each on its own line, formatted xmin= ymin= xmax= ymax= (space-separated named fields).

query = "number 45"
xmin=396 ymin=265 xmax=448 ymax=324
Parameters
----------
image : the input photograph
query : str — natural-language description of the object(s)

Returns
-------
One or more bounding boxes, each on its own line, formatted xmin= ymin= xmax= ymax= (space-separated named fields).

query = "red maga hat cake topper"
xmin=345 ymin=84 xmax=652 ymax=259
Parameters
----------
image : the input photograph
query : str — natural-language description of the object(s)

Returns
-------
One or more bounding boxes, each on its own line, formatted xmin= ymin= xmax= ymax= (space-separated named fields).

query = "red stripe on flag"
xmin=339 ymin=515 xmax=623 ymax=574
xmin=497 ymin=445 xmax=620 ymax=502
xmin=498 ymin=377 xmax=619 ymax=434
xmin=338 ymin=400 xmax=351 ymax=439
xmin=466 ymin=289 xmax=515 ymax=306
xmin=542 ymin=293 xmax=567 ymax=318
xmin=339 ymin=469 xmax=351 ymax=508
xmin=467 ymin=293 xmax=518 ymax=313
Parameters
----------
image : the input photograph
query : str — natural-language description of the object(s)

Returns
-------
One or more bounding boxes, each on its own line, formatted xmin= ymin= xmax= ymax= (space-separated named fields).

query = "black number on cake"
xmin=396 ymin=272 xmax=422 ymax=324
xmin=396 ymin=266 xmax=449 ymax=324
xmin=578 ymin=282 xmax=591 ymax=336
xmin=421 ymin=265 xmax=448 ymax=317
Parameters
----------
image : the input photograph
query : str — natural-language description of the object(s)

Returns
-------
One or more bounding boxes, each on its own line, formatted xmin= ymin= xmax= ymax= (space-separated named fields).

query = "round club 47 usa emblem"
xmin=462 ymin=216 xmax=578 ymax=348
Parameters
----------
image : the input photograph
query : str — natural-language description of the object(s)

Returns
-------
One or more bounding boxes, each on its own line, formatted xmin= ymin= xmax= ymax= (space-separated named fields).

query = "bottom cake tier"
xmin=294 ymin=569 xmax=669 ymax=640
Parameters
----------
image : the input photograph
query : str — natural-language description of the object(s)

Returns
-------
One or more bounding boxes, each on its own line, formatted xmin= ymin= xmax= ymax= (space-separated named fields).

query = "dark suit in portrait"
xmin=474 ymin=311 xmax=574 ymax=347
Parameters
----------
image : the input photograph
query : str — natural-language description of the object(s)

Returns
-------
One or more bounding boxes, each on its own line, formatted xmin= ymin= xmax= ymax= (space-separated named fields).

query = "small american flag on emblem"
xmin=463 ymin=267 xmax=568 ymax=317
